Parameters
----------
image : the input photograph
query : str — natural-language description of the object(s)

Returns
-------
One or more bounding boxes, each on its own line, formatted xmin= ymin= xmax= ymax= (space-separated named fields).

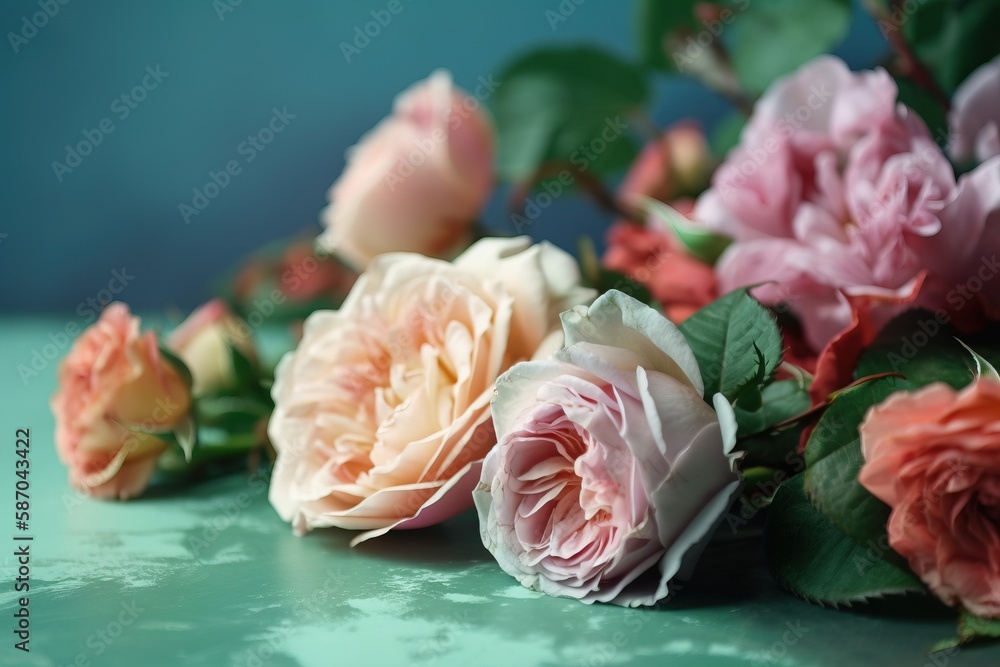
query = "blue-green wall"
xmin=0 ymin=1 xmax=887 ymax=312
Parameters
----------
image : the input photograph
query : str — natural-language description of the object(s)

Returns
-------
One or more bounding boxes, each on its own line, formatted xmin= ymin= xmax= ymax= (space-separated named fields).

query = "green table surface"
xmin=3 ymin=317 xmax=999 ymax=667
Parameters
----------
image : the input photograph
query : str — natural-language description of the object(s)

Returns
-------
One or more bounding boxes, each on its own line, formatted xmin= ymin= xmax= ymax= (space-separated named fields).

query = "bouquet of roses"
xmin=51 ymin=0 xmax=1000 ymax=652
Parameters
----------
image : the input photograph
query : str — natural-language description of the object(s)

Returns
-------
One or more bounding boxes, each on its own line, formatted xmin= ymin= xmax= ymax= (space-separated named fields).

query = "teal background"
xmin=0 ymin=0 xmax=888 ymax=313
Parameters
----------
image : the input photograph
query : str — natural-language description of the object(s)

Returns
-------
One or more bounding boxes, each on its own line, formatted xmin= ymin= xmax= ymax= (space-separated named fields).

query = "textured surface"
xmin=3 ymin=318 xmax=1000 ymax=667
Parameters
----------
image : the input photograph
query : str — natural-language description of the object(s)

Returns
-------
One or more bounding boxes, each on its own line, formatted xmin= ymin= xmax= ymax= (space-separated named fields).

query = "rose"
xmin=859 ymin=379 xmax=1000 ymax=618
xmin=317 ymin=69 xmax=494 ymax=270
xmin=695 ymin=56 xmax=1000 ymax=351
xmin=602 ymin=217 xmax=717 ymax=323
xmin=267 ymin=237 xmax=594 ymax=544
xmin=167 ymin=299 xmax=257 ymax=395
xmin=474 ymin=290 xmax=742 ymax=606
xmin=617 ymin=123 xmax=712 ymax=205
xmin=51 ymin=303 xmax=192 ymax=500
xmin=950 ymin=56 xmax=1000 ymax=164
xmin=605 ymin=124 xmax=717 ymax=324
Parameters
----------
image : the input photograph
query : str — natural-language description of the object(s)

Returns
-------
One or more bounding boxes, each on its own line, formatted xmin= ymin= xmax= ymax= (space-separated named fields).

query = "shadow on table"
xmin=346 ymin=510 xmax=490 ymax=566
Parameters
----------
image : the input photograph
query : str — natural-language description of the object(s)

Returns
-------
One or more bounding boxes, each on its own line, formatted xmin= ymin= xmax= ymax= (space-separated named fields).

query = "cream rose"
xmin=474 ymin=291 xmax=742 ymax=606
xmin=267 ymin=237 xmax=594 ymax=543
xmin=167 ymin=299 xmax=257 ymax=395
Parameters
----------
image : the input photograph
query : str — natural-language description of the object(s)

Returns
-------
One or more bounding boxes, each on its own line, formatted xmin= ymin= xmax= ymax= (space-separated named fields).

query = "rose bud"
xmin=51 ymin=303 xmax=192 ymax=500
xmin=167 ymin=299 xmax=257 ymax=395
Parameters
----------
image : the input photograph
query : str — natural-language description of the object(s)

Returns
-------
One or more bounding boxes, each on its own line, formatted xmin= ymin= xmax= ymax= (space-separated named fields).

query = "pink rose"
xmin=51 ymin=303 xmax=192 ymax=499
xmin=167 ymin=299 xmax=257 ymax=395
xmin=695 ymin=56 xmax=1000 ymax=351
xmin=267 ymin=237 xmax=594 ymax=544
xmin=859 ymin=380 xmax=1000 ymax=618
xmin=474 ymin=291 xmax=741 ymax=606
xmin=950 ymin=56 xmax=1000 ymax=164
xmin=317 ymin=70 xmax=494 ymax=269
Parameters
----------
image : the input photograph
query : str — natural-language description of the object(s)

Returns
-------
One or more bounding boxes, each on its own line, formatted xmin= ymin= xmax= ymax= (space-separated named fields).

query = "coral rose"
xmin=52 ymin=303 xmax=192 ymax=499
xmin=267 ymin=237 xmax=594 ymax=543
xmin=317 ymin=70 xmax=494 ymax=269
xmin=475 ymin=290 xmax=742 ymax=606
xmin=859 ymin=379 xmax=1000 ymax=618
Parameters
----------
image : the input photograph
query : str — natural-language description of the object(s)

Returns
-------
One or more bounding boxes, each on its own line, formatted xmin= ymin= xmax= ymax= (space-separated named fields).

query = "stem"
xmin=865 ymin=0 xmax=951 ymax=112
xmin=737 ymin=371 xmax=906 ymax=441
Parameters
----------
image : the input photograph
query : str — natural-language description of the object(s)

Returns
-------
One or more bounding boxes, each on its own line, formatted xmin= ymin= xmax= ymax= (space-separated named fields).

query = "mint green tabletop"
xmin=3 ymin=317 xmax=999 ymax=667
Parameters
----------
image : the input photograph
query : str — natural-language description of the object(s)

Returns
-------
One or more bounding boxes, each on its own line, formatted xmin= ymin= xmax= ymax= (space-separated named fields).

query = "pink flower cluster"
xmin=696 ymin=57 xmax=1000 ymax=351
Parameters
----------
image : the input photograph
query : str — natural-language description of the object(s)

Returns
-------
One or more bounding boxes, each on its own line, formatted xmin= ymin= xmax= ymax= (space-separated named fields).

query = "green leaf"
xmin=634 ymin=0 xmax=701 ymax=72
xmin=902 ymin=0 xmax=1000 ymax=94
xmin=195 ymin=396 xmax=271 ymax=433
xmin=855 ymin=311 xmax=1000 ymax=390
xmin=958 ymin=612 xmax=1000 ymax=644
xmin=728 ymin=0 xmax=851 ymax=94
xmin=803 ymin=377 xmax=912 ymax=554
xmin=678 ymin=288 xmax=783 ymax=401
xmin=933 ymin=611 xmax=1000 ymax=653
xmin=955 ymin=339 xmax=1000 ymax=382
xmin=230 ymin=344 xmax=257 ymax=389
xmin=735 ymin=379 xmax=811 ymax=469
xmin=895 ymin=76 xmax=948 ymax=141
xmin=492 ymin=46 xmax=648 ymax=181
xmin=640 ymin=198 xmax=731 ymax=265
xmin=766 ymin=474 xmax=924 ymax=605
xmin=158 ymin=346 xmax=194 ymax=392
xmin=709 ymin=111 xmax=746 ymax=158
xmin=173 ymin=414 xmax=197 ymax=463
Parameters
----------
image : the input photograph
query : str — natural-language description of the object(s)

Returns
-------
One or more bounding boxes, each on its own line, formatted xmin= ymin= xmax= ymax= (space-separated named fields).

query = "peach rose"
xmin=267 ymin=237 xmax=594 ymax=543
xmin=167 ymin=299 xmax=257 ymax=395
xmin=317 ymin=70 xmax=494 ymax=270
xmin=475 ymin=291 xmax=741 ymax=606
xmin=859 ymin=380 xmax=1000 ymax=618
xmin=52 ymin=303 xmax=192 ymax=500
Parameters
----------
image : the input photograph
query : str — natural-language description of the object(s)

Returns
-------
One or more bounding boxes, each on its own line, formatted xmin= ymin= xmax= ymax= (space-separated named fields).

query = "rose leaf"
xmin=492 ymin=46 xmax=649 ymax=182
xmin=766 ymin=474 xmax=924 ymax=606
xmin=678 ymin=287 xmax=783 ymax=402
